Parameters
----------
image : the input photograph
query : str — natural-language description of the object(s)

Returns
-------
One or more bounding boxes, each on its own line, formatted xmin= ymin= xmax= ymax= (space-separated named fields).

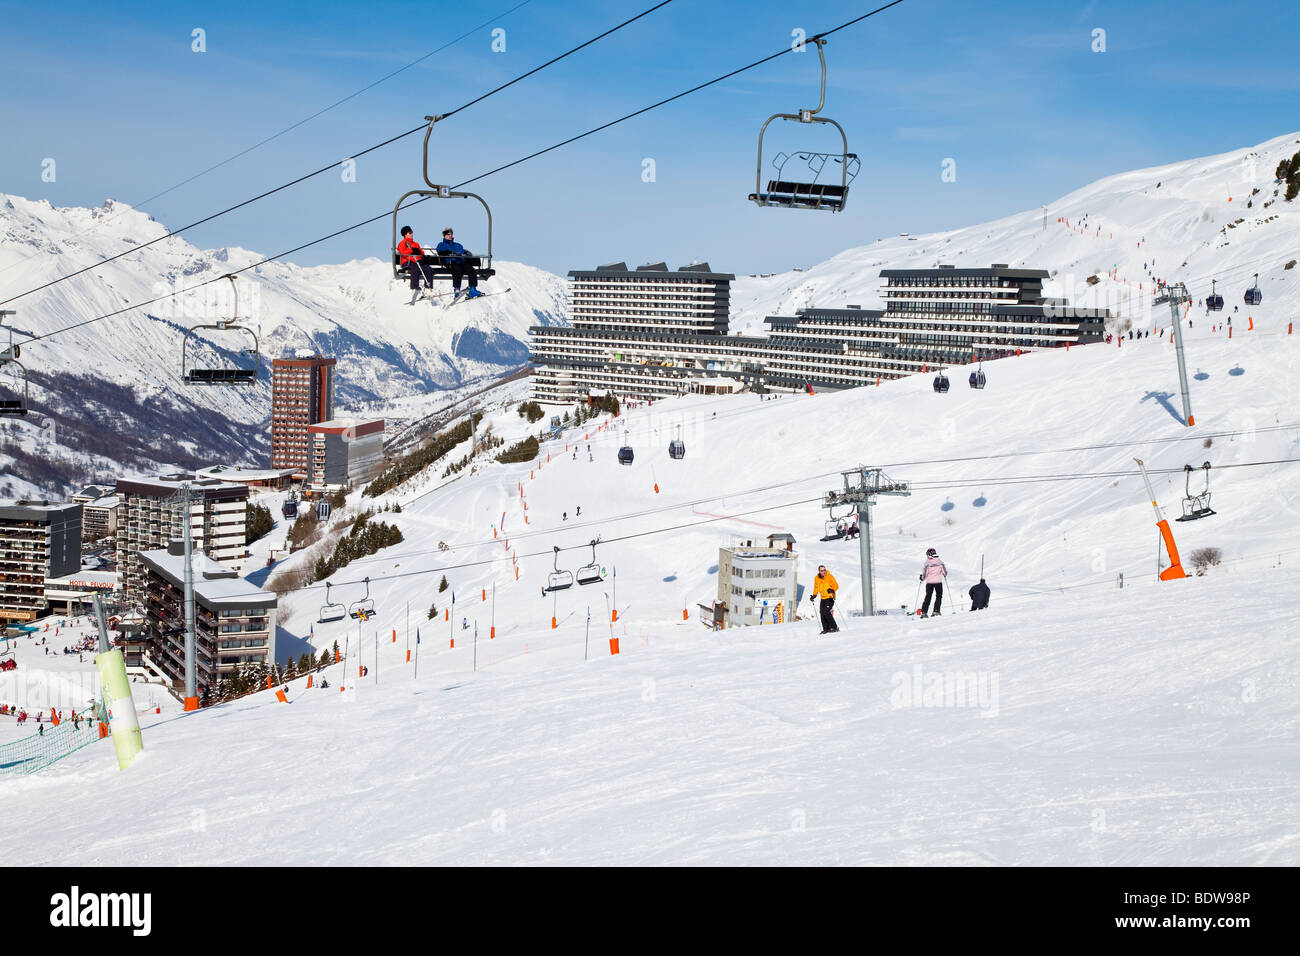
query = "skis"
xmin=443 ymin=287 xmax=511 ymax=310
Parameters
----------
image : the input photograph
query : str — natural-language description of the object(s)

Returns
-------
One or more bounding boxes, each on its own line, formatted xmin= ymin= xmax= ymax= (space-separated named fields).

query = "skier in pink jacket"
xmin=918 ymin=548 xmax=947 ymax=618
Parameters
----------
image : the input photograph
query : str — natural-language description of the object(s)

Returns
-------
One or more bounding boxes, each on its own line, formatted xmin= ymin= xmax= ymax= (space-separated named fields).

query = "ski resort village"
xmin=0 ymin=1 xmax=1297 ymax=896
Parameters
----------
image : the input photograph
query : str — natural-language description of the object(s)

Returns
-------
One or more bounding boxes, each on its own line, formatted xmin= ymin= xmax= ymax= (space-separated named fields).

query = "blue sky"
xmin=2 ymin=0 xmax=1298 ymax=279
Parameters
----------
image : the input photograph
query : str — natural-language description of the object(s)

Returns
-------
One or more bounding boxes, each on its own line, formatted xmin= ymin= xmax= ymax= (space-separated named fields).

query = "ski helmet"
xmin=926 ymin=548 xmax=937 ymax=557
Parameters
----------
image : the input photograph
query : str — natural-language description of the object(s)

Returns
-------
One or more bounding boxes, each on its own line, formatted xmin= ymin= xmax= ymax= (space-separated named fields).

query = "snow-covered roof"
xmin=137 ymin=548 xmax=276 ymax=607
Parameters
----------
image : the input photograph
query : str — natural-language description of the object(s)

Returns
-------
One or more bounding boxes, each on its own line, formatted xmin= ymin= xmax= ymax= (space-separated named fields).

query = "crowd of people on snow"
xmin=808 ymin=548 xmax=992 ymax=633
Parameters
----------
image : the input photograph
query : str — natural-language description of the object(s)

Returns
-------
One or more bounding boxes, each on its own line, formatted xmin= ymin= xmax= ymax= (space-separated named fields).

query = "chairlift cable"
xmin=281 ymin=455 xmax=1299 ymax=599
xmin=0 ymin=0 xmax=678 ymax=309
xmin=20 ymin=1 xmax=912 ymax=347
xmin=0 ymin=0 xmax=539 ymax=287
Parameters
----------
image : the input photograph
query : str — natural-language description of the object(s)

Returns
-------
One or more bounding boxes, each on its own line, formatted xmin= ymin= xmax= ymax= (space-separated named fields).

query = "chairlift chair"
xmin=576 ymin=539 xmax=604 ymax=586
xmin=1175 ymin=462 xmax=1216 ymax=521
xmin=933 ymin=369 xmax=950 ymax=393
xmin=668 ymin=424 xmax=685 ymax=460
xmin=316 ymin=500 xmax=332 ymax=521
xmin=820 ymin=507 xmax=849 ymax=542
xmin=181 ymin=274 xmax=259 ymax=385
xmin=1244 ymin=273 xmax=1262 ymax=306
xmin=348 ymin=577 xmax=375 ymax=620
xmin=749 ymin=38 xmax=857 ymax=212
xmin=0 ymin=324 xmax=28 ymax=416
xmin=319 ymin=582 xmax=346 ymax=623
xmin=283 ymin=496 xmax=298 ymax=520
xmin=969 ymin=365 xmax=986 ymax=390
xmin=544 ymin=546 xmax=574 ymax=594
xmin=1206 ymin=279 xmax=1224 ymax=312
xmin=618 ymin=429 xmax=634 ymax=465
xmin=391 ymin=115 xmax=496 ymax=290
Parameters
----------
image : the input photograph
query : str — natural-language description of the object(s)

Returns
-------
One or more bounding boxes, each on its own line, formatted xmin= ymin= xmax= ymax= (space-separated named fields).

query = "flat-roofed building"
xmin=715 ymin=535 xmax=799 ymax=629
xmin=0 ymin=500 xmax=82 ymax=623
xmin=530 ymin=262 xmax=1111 ymax=400
xmin=138 ymin=542 xmax=277 ymax=693
xmin=306 ymin=419 xmax=385 ymax=492
xmin=114 ymin=474 xmax=249 ymax=596
xmin=271 ymin=355 xmax=336 ymax=473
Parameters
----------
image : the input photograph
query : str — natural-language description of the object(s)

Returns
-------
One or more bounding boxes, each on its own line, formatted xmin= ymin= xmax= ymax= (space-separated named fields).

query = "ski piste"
xmin=444 ymin=287 xmax=512 ymax=309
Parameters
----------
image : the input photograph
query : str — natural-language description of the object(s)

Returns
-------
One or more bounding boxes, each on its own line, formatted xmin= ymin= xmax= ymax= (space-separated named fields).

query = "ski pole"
xmin=913 ymin=579 xmax=923 ymax=613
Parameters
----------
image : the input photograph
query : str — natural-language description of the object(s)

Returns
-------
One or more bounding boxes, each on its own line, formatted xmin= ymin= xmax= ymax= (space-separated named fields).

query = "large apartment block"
xmin=0 ymin=500 xmax=82 ymax=623
xmin=530 ymin=262 xmax=1109 ymax=402
xmin=305 ymin=418 xmax=385 ymax=492
xmin=271 ymin=355 xmax=336 ymax=472
xmin=139 ymin=541 xmax=277 ymax=691
xmin=114 ymin=474 xmax=249 ymax=596
xmin=877 ymin=264 xmax=1107 ymax=373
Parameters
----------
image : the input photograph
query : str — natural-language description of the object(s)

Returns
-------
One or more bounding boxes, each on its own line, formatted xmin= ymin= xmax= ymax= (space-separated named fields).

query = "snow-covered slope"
xmin=731 ymin=131 xmax=1300 ymax=333
xmin=3 ymin=317 xmax=1297 ymax=865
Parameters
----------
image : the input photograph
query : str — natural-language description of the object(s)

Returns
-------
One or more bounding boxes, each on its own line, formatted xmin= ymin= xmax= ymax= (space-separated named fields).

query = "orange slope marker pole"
xmin=1134 ymin=457 xmax=1186 ymax=581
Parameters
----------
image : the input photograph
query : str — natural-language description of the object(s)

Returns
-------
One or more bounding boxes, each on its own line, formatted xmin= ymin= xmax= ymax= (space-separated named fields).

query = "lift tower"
xmin=823 ymin=466 xmax=910 ymax=616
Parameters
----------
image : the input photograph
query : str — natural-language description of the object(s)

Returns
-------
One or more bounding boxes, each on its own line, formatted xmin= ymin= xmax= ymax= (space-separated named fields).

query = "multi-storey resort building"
xmin=0 ymin=500 xmax=82 ymax=623
xmin=530 ymin=263 xmax=1109 ymax=402
xmin=114 ymin=474 xmax=249 ymax=596
xmin=138 ymin=541 xmax=277 ymax=691
xmin=271 ymin=355 xmax=336 ymax=473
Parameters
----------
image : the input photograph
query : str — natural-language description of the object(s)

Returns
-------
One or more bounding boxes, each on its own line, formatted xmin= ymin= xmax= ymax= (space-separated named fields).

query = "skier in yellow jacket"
xmin=810 ymin=565 xmax=840 ymax=634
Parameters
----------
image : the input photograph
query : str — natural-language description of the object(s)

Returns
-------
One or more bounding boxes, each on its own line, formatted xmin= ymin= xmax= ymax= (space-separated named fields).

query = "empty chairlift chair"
xmin=348 ymin=577 xmax=375 ymax=620
xmin=748 ymin=38 xmax=857 ymax=213
xmin=1244 ymin=273 xmax=1262 ymax=306
xmin=0 ymin=319 xmax=28 ymax=416
xmin=575 ymin=540 xmax=603 ymax=586
xmin=933 ymin=369 xmax=950 ymax=393
xmin=968 ymin=366 xmax=986 ymax=390
xmin=618 ymin=429 xmax=634 ymax=465
xmin=545 ymin=547 xmax=574 ymax=594
xmin=319 ymin=582 xmax=346 ymax=623
xmin=181 ymin=274 xmax=260 ymax=385
xmin=1175 ymin=462 xmax=1216 ymax=521
xmin=316 ymin=499 xmax=332 ymax=521
xmin=1206 ymin=279 xmax=1224 ymax=312
xmin=283 ymin=496 xmax=298 ymax=520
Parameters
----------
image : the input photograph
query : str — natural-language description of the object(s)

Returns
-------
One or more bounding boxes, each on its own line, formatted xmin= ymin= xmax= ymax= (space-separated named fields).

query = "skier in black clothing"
xmin=969 ymin=578 xmax=990 ymax=611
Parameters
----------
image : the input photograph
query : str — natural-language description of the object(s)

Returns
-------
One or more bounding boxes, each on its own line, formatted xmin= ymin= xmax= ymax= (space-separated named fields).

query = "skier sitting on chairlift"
xmin=436 ymin=227 xmax=481 ymax=300
xmin=398 ymin=226 xmax=438 ymax=303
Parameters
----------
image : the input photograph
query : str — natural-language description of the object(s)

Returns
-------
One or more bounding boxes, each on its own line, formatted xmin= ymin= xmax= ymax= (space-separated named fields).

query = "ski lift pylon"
xmin=748 ymin=38 xmax=857 ymax=212
xmin=390 ymin=115 xmax=495 ymax=287
xmin=181 ymin=274 xmax=260 ymax=385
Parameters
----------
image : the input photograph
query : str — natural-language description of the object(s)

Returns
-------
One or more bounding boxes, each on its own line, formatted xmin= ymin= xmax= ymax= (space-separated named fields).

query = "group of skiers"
xmin=808 ymin=548 xmax=991 ymax=632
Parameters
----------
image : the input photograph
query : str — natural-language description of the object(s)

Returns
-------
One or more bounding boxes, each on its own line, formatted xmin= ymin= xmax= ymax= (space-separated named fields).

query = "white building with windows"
xmin=715 ymin=536 xmax=799 ymax=629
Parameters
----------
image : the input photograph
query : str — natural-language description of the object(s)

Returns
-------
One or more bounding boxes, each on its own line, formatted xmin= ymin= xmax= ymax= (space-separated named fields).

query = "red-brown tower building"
xmin=270 ymin=356 xmax=336 ymax=473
